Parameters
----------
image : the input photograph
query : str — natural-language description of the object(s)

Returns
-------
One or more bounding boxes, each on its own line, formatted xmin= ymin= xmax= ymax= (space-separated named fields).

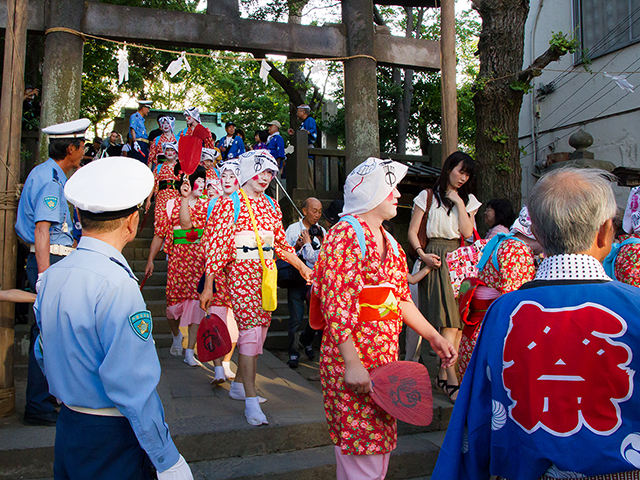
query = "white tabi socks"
xmin=170 ymin=332 xmax=183 ymax=356
xmin=211 ymin=366 xmax=226 ymax=386
xmin=228 ymin=382 xmax=267 ymax=403
xmin=245 ymin=396 xmax=268 ymax=426
xmin=222 ymin=361 xmax=235 ymax=379
xmin=184 ymin=348 xmax=202 ymax=367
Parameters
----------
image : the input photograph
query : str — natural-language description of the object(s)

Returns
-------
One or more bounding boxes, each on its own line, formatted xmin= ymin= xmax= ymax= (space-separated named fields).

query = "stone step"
xmin=122 ymin=246 xmax=151 ymax=261
xmin=130 ymin=259 xmax=167 ymax=272
xmin=189 ymin=431 xmax=443 ymax=480
xmin=2 ymin=351 xmax=452 ymax=479
xmin=141 ymin=285 xmax=168 ymax=302
xmin=147 ymin=300 xmax=168 ymax=317
xmin=136 ymin=271 xmax=167 ymax=286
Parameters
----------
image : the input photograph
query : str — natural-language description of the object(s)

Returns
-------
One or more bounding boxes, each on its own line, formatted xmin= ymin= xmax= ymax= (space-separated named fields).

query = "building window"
xmin=575 ymin=0 xmax=640 ymax=59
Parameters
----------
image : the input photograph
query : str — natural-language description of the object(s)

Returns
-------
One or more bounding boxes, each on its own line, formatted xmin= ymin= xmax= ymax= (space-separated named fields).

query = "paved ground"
xmin=0 ymin=343 xmax=451 ymax=480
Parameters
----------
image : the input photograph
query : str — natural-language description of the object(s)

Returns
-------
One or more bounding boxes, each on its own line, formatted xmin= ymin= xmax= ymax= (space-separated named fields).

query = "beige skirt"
xmin=417 ymin=238 xmax=461 ymax=329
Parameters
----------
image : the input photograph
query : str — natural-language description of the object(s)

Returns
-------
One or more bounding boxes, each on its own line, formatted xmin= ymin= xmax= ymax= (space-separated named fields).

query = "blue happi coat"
xmin=433 ymin=279 xmax=640 ymax=479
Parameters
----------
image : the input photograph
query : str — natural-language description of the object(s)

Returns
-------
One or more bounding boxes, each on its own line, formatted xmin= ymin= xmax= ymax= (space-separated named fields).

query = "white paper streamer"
xmin=310 ymin=61 xmax=328 ymax=76
xmin=604 ymin=72 xmax=635 ymax=93
xmin=259 ymin=59 xmax=272 ymax=84
xmin=117 ymin=45 xmax=129 ymax=85
xmin=167 ymin=52 xmax=191 ymax=78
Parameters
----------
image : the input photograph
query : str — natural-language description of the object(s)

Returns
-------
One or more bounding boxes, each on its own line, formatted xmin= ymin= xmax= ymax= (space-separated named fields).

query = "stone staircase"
xmin=127 ymin=212 xmax=296 ymax=351
xmin=0 ymin=202 xmax=452 ymax=480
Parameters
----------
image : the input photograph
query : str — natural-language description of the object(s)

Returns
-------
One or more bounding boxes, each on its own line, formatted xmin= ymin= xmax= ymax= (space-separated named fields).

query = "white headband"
xmin=342 ymin=157 xmax=408 ymax=216
xmin=183 ymin=107 xmax=201 ymax=124
xmin=238 ymin=150 xmax=279 ymax=186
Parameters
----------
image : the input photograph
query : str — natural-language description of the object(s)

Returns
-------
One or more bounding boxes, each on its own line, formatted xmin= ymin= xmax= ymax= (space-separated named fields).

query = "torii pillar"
xmin=343 ymin=0 xmax=380 ymax=173
xmin=38 ymin=0 xmax=85 ymax=162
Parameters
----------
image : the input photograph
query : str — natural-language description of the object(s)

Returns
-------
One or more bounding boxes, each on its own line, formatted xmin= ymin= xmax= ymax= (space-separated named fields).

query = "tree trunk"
xmin=393 ymin=7 xmax=420 ymax=155
xmin=472 ymin=0 xmax=529 ymax=209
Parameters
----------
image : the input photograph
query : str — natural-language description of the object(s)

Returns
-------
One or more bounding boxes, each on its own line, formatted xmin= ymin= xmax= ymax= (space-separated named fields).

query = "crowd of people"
xmin=10 ymin=100 xmax=640 ymax=480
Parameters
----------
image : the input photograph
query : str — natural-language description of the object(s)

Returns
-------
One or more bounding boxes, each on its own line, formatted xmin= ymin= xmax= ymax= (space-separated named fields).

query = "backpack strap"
xmin=231 ymin=190 xmax=241 ymax=224
xmin=385 ymin=231 xmax=399 ymax=256
xmin=340 ymin=215 xmax=400 ymax=259
xmin=603 ymin=237 xmax=640 ymax=280
xmin=477 ymin=232 xmax=528 ymax=272
xmin=264 ymin=194 xmax=276 ymax=211
xmin=340 ymin=215 xmax=367 ymax=258
xmin=207 ymin=198 xmax=218 ymax=221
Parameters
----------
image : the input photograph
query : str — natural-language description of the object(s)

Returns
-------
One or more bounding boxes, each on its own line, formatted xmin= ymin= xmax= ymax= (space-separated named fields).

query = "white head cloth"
xmin=201 ymin=148 xmax=221 ymax=162
xmin=65 ymin=157 xmax=153 ymax=213
xmin=158 ymin=116 xmax=175 ymax=132
xmin=341 ymin=157 xmax=408 ymax=216
xmin=183 ymin=106 xmax=201 ymax=123
xmin=219 ymin=159 xmax=241 ymax=178
xmin=510 ymin=205 xmax=535 ymax=240
xmin=623 ymin=186 xmax=640 ymax=234
xmin=238 ymin=150 xmax=279 ymax=186
xmin=162 ymin=141 xmax=179 ymax=154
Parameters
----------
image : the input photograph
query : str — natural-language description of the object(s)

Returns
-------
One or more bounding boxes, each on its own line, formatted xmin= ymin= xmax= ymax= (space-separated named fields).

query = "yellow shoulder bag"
xmin=240 ymin=189 xmax=278 ymax=311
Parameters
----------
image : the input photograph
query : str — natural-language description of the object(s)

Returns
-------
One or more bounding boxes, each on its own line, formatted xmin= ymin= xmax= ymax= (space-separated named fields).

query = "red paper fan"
xmin=370 ymin=361 xmax=433 ymax=426
xmin=178 ymin=135 xmax=203 ymax=175
xmin=192 ymin=123 xmax=210 ymax=141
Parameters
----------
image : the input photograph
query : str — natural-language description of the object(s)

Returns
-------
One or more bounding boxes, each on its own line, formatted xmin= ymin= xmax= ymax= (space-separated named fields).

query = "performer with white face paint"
xmin=313 ymin=157 xmax=456 ymax=480
xmin=200 ymin=150 xmax=312 ymax=426
xmin=205 ymin=158 xmax=242 ymax=385
xmin=148 ymin=116 xmax=177 ymax=169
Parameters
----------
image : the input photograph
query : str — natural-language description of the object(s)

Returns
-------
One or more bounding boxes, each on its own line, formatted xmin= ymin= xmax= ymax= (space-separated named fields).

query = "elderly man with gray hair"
xmin=433 ymin=168 xmax=640 ymax=480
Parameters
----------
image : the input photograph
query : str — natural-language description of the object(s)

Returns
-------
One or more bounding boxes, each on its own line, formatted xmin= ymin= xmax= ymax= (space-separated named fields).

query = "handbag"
xmin=276 ymin=256 xmax=306 ymax=289
xmin=409 ymin=189 xmax=434 ymax=257
xmin=196 ymin=313 xmax=232 ymax=362
xmin=240 ymin=189 xmax=278 ymax=311
xmin=445 ymin=229 xmax=486 ymax=298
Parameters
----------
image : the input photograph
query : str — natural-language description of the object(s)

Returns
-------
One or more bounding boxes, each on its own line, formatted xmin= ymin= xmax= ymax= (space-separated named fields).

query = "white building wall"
xmin=519 ymin=0 xmax=640 ymax=206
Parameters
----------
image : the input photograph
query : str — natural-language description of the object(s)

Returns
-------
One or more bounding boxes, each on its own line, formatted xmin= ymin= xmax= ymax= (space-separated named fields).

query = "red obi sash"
xmin=309 ymin=283 xmax=400 ymax=330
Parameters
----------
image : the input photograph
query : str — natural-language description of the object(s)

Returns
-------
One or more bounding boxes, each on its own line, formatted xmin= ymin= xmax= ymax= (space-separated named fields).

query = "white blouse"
xmin=413 ymin=190 xmax=481 ymax=240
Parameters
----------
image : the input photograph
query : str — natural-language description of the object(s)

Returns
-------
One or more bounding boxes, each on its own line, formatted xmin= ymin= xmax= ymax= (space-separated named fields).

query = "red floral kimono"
xmin=313 ymin=217 xmax=411 ymax=455
xmin=458 ymin=238 xmax=536 ymax=379
xmin=203 ymin=193 xmax=293 ymax=329
xmin=615 ymin=233 xmax=640 ymax=287
xmin=147 ymin=132 xmax=177 ymax=168
xmin=179 ymin=125 xmax=215 ymax=149
xmin=153 ymin=162 xmax=181 ymax=237
xmin=155 ymin=197 xmax=208 ymax=307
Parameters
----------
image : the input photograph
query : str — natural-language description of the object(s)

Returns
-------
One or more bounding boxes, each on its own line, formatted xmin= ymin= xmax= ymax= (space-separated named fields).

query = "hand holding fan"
xmin=370 ymin=361 xmax=433 ymax=426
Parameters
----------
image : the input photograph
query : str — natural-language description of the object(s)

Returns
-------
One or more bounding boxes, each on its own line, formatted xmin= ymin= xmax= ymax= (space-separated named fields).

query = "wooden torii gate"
xmin=0 ymin=0 xmax=458 ymax=415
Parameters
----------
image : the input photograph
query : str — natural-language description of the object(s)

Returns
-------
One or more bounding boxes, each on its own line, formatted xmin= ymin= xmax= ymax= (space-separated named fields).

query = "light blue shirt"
xmin=15 ymin=158 xmax=73 ymax=246
xmin=129 ymin=112 xmax=148 ymax=140
xmin=34 ymin=236 xmax=179 ymax=472
xmin=300 ymin=116 xmax=317 ymax=145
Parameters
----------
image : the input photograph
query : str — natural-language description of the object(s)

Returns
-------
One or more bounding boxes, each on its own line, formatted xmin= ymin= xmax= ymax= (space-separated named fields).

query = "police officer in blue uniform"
xmin=15 ymin=118 xmax=89 ymax=426
xmin=35 ymin=156 xmax=193 ymax=480
xmin=129 ymin=99 xmax=152 ymax=163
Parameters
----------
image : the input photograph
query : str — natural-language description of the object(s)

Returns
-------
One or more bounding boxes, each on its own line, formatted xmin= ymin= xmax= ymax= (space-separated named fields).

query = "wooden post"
xmin=440 ymin=0 xmax=458 ymax=163
xmin=0 ymin=0 xmax=28 ymax=417
xmin=343 ymin=0 xmax=380 ymax=174
xmin=38 ymin=0 xmax=85 ymax=163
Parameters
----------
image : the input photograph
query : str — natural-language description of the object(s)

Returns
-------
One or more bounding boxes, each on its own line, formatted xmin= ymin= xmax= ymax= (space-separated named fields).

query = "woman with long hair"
xmin=407 ymin=151 xmax=480 ymax=402
xmin=483 ymin=198 xmax=516 ymax=240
